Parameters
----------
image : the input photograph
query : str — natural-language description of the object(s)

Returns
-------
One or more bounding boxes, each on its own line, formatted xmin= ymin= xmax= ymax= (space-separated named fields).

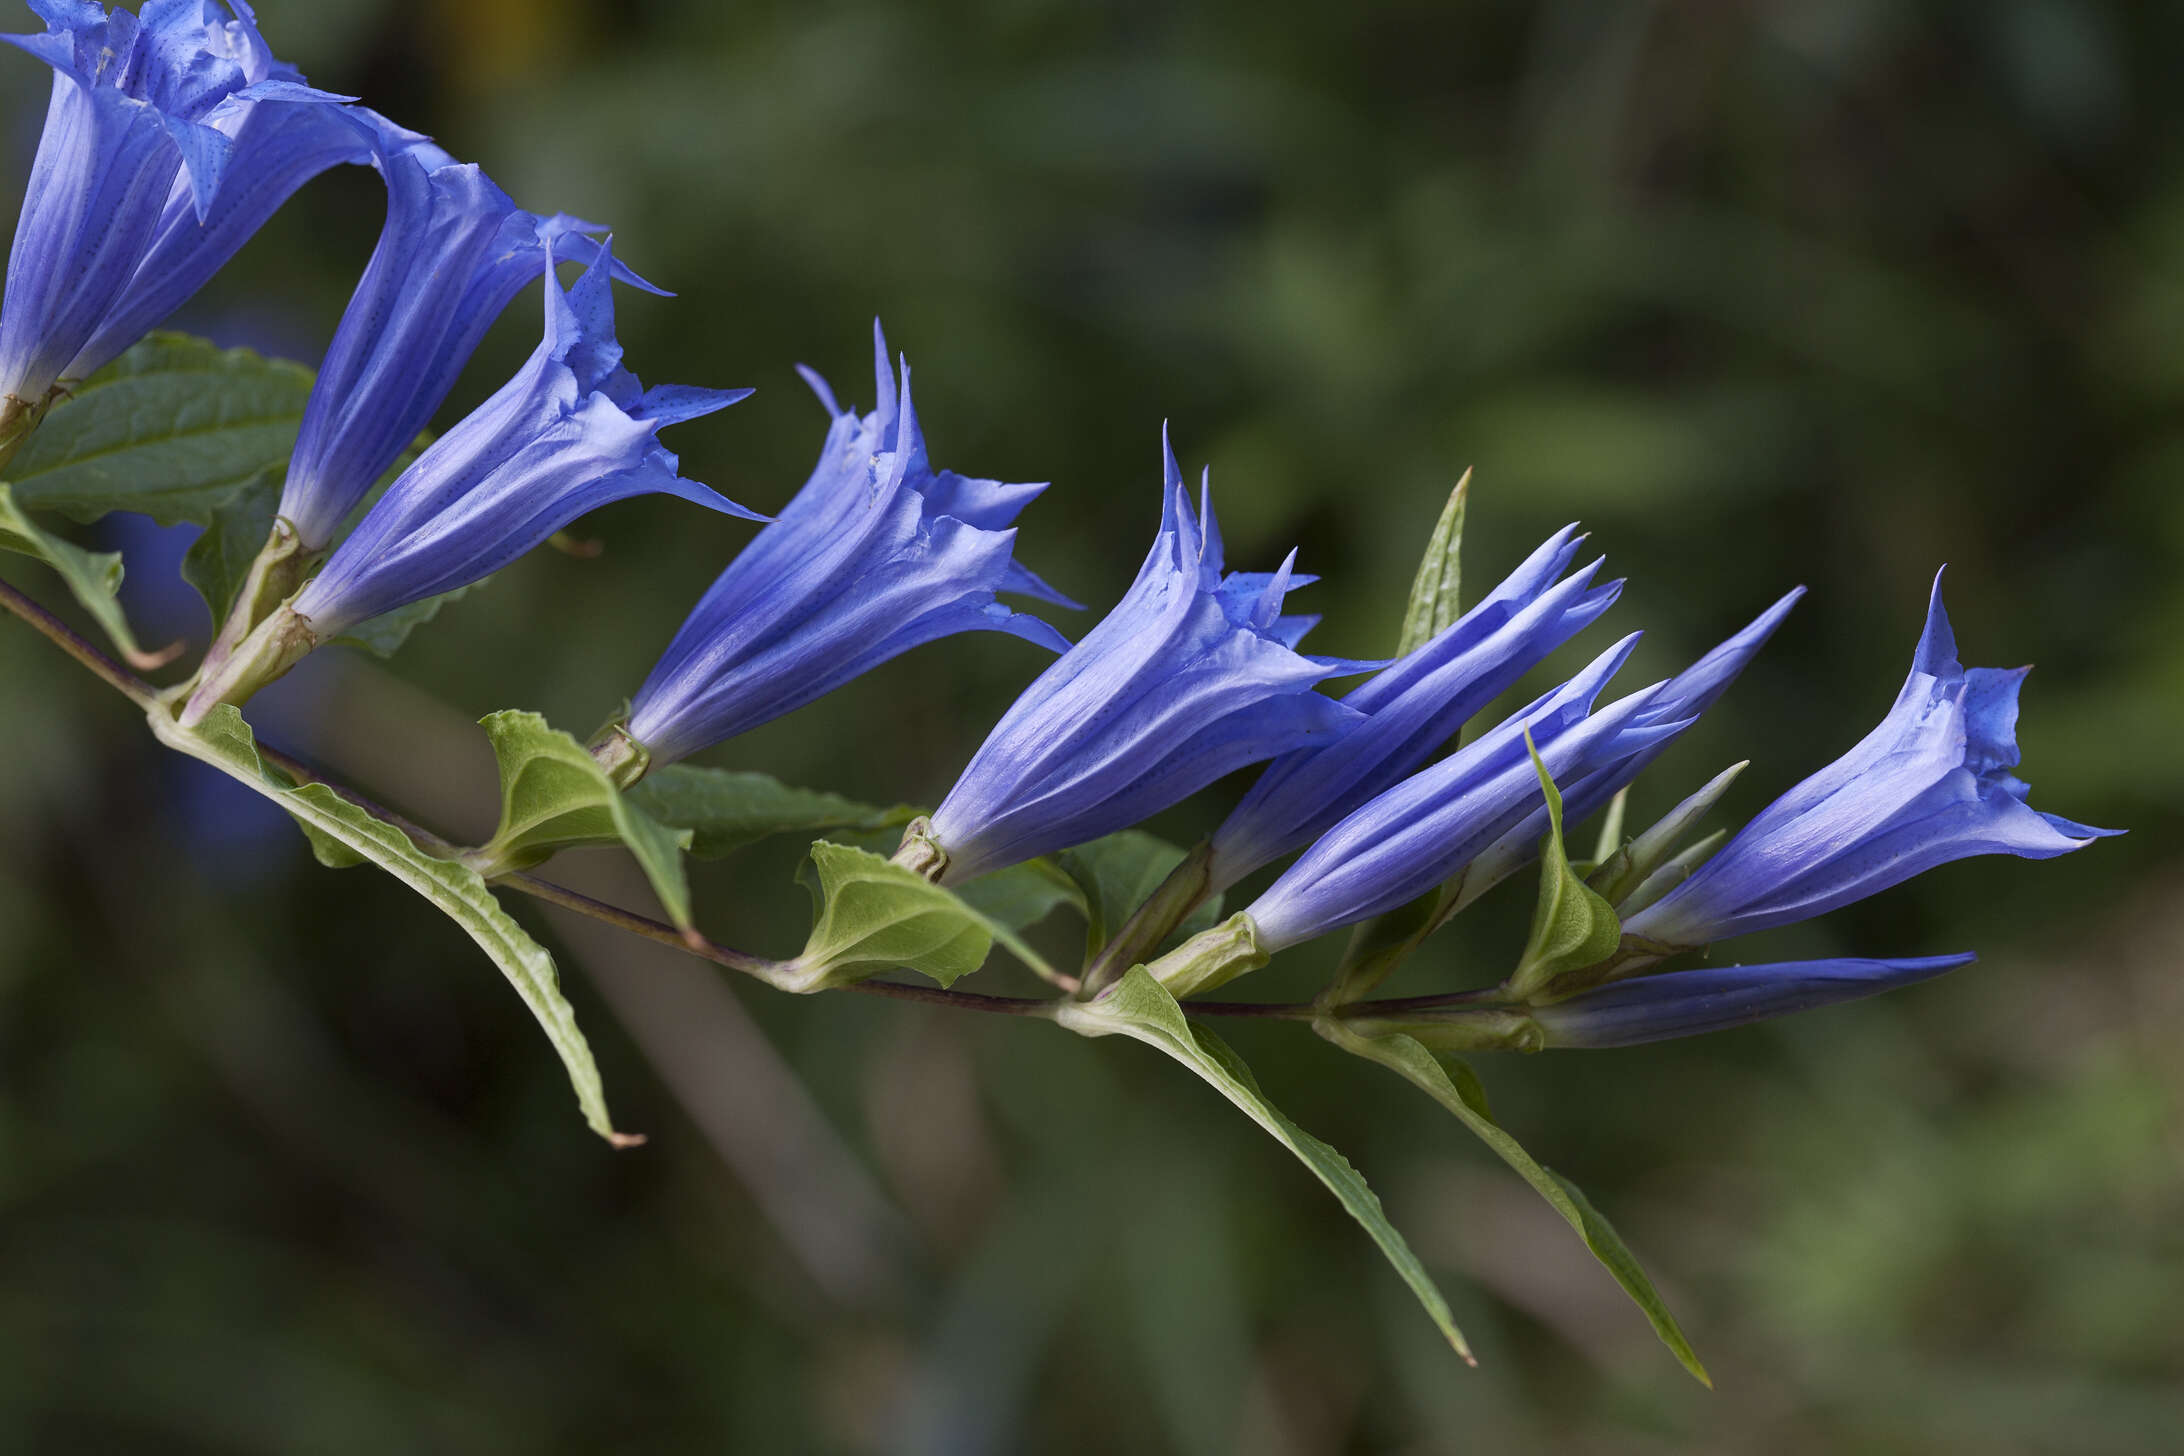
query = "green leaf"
xmin=790 ymin=840 xmax=1067 ymax=990
xmin=791 ymin=841 xmax=990 ymax=989
xmin=7 ymin=333 xmax=312 ymax=526
xmin=0 ymin=482 xmax=170 ymax=669
xmin=145 ymin=703 xmax=631 ymax=1144
xmin=1395 ymin=469 xmax=1470 ymax=656
xmin=332 ymin=579 xmax=483 ymax=658
xmin=1055 ymin=830 xmax=1221 ymax=960
xmin=1321 ymin=1023 xmax=1708 ymax=1385
xmin=179 ymin=463 xmax=281 ymax=626
xmin=1506 ymin=735 xmax=1621 ymax=999
xmin=628 ymin=764 xmax=918 ymax=859
xmin=295 ymin=815 xmax=369 ymax=869
xmin=953 ymin=856 xmax=1080 ymax=932
xmin=471 ymin=710 xmax=693 ymax=928
xmin=1059 ymin=968 xmax=1474 ymax=1363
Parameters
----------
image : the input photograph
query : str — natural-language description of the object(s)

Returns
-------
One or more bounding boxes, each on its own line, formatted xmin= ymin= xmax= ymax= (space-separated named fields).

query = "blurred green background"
xmin=3 ymin=0 xmax=2181 ymax=1450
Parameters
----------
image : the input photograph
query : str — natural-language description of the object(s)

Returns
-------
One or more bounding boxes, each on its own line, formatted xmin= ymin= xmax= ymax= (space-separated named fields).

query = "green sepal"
xmin=467 ymin=710 xmax=694 ymax=927
xmin=145 ymin=703 xmax=632 ymax=1145
xmin=1140 ymin=911 xmax=1270 ymax=1000
xmin=0 ymin=481 xmax=171 ymax=669
xmin=1058 ymin=967 xmax=1474 ymax=1363
xmin=1317 ymin=1022 xmax=1708 ymax=1385
xmin=1396 ymin=469 xmax=1470 ymax=656
xmin=5 ymin=333 xmax=312 ymax=526
xmin=1616 ymin=827 xmax=1727 ymax=920
xmin=627 ymin=763 xmax=918 ymax=859
xmin=1588 ymin=761 xmax=1747 ymax=908
xmin=1587 ymin=786 xmax=1629 ymax=869
xmin=1505 ymin=735 xmax=1622 ymax=1001
xmin=1338 ymin=1005 xmax=1544 ymax=1053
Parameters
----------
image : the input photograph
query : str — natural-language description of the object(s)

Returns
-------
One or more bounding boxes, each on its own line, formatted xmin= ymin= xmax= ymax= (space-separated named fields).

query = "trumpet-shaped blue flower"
xmin=1528 ymin=953 xmax=1976 ymax=1047
xmin=1621 ymin=573 xmax=2117 ymax=950
xmin=283 ymin=243 xmax=757 ymax=641
xmin=1 ymin=1 xmax=358 ymax=409
xmin=280 ymin=112 xmax=654 ymax=549
xmin=1205 ymin=525 xmax=1621 ymax=891
xmin=922 ymin=438 xmax=1362 ymax=884
xmin=1244 ymin=635 xmax=1690 ymax=950
xmin=623 ymin=324 xmax=1074 ymax=770
xmin=1454 ymin=588 xmax=1804 ymax=899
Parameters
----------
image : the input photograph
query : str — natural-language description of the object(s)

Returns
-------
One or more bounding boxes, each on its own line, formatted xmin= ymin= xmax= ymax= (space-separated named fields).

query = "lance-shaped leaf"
xmin=1395 ymin=470 xmax=1470 ymax=656
xmin=6 ymin=334 xmax=313 ymax=526
xmin=1056 ymin=830 xmax=1222 ymax=961
xmin=468 ymin=711 xmax=693 ymax=926
xmin=1312 ymin=471 xmax=1483 ymax=999
xmin=1059 ymin=968 xmax=1474 ymax=1363
xmin=1318 ymin=1022 xmax=1706 ymax=1384
xmin=333 ymin=579 xmax=485 ymax=659
xmin=1505 ymin=734 xmax=1621 ymax=1000
xmin=0 ymin=483 xmax=171 ymax=669
xmin=145 ymin=703 xmax=630 ymax=1144
xmin=179 ymin=464 xmax=282 ymax=626
xmin=628 ymin=764 xmax=919 ymax=859
xmin=954 ymin=856 xmax=1081 ymax=933
xmin=787 ymin=841 xmax=1063 ymax=990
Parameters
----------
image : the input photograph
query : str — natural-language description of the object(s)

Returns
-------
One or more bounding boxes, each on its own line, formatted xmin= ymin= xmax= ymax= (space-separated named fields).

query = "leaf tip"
xmin=606 ymin=1130 xmax=649 ymax=1150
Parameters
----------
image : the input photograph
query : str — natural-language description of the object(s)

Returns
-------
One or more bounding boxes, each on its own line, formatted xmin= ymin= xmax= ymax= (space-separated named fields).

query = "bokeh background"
xmin=3 ymin=0 xmax=2181 ymax=1450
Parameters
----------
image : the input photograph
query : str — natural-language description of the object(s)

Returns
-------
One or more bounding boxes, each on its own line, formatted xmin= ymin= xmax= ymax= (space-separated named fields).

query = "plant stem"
xmin=0 ymin=573 xmax=157 ymax=707
xmin=3 ymin=574 xmax=1484 ymax=1026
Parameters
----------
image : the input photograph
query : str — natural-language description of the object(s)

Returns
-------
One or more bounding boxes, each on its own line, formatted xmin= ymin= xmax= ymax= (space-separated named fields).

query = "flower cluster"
xmin=0 ymin=1 xmax=2116 ymax=1058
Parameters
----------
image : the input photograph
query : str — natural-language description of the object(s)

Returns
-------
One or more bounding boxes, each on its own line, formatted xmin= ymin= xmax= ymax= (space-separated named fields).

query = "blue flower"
xmin=1452 ymin=588 xmax=1805 ymax=902
xmin=1243 ymin=636 xmax=1688 ymax=951
xmin=622 ymin=323 xmax=1074 ymax=770
xmin=1621 ymin=573 xmax=2117 ymax=951
xmin=283 ymin=243 xmax=758 ymax=640
xmin=921 ymin=435 xmax=1362 ymax=884
xmin=1 ymin=2 xmax=357 ymax=410
xmin=279 ymin=111 xmax=655 ymax=550
xmin=1527 ymin=954 xmax=1977 ymax=1047
xmin=1204 ymin=525 xmax=1622 ymax=892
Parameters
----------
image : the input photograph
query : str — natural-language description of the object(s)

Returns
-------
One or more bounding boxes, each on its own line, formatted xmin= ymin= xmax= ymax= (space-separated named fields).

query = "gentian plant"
xmin=0 ymin=0 xmax=2117 ymax=1385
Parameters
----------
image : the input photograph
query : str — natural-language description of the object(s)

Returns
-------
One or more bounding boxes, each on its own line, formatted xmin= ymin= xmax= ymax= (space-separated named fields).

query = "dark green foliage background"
xmin=2 ymin=1 xmax=2178 ymax=1450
